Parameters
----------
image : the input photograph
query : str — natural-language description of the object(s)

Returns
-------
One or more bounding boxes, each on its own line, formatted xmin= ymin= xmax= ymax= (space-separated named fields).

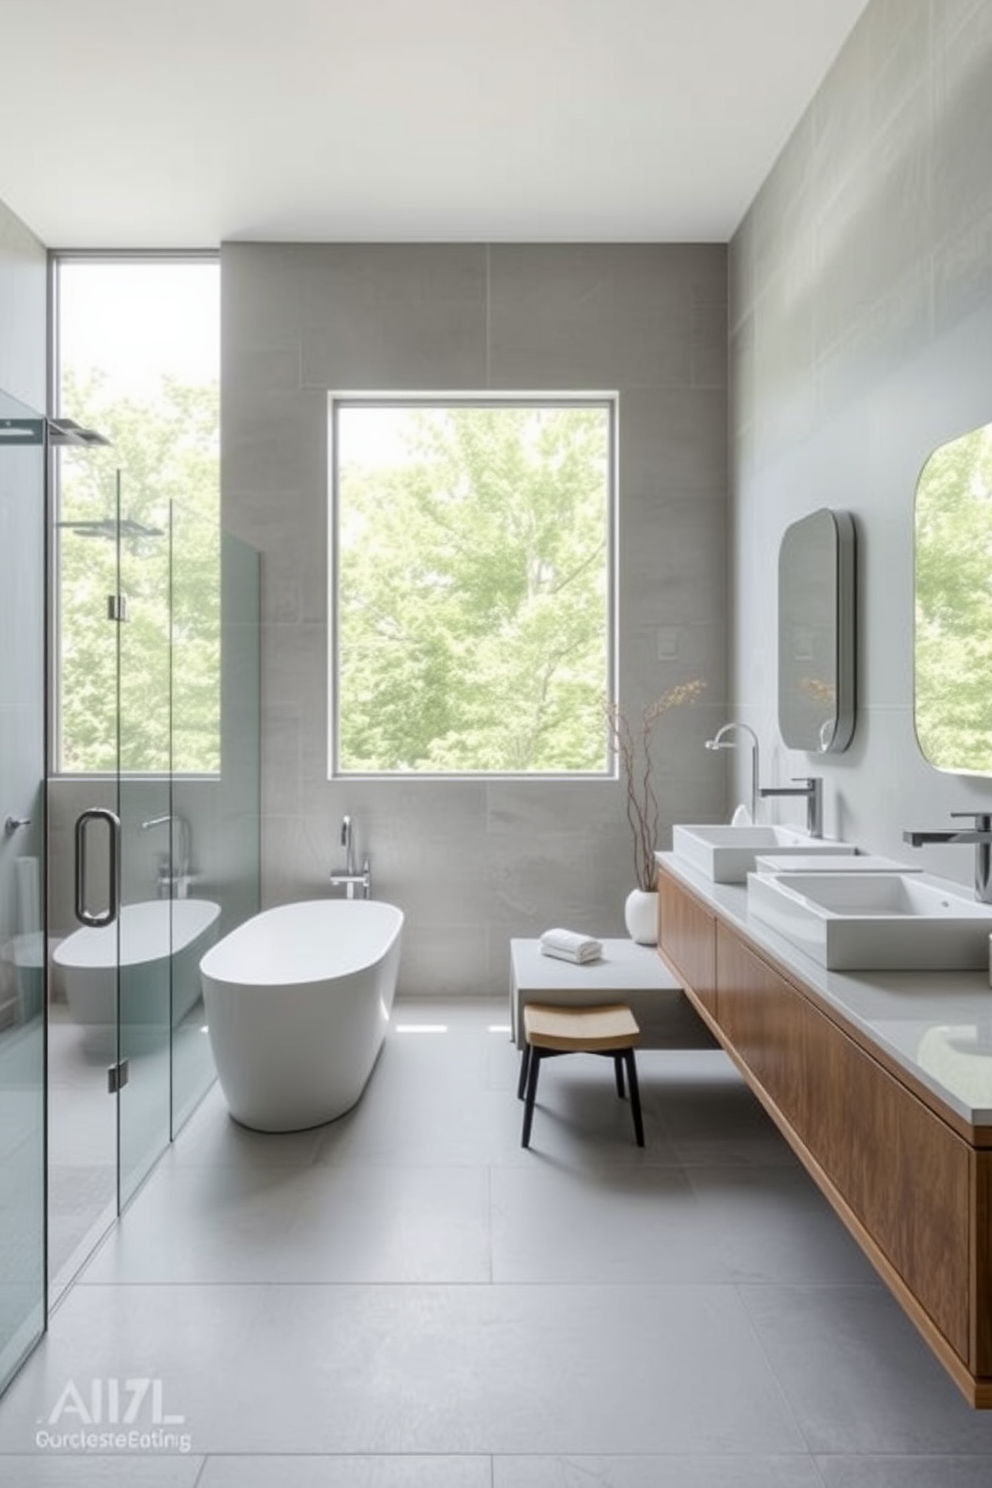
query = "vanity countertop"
xmin=656 ymin=850 xmax=992 ymax=1128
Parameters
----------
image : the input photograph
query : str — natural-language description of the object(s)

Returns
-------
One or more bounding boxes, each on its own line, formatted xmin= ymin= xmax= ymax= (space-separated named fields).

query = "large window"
xmin=53 ymin=256 xmax=220 ymax=774
xmin=330 ymin=397 xmax=616 ymax=776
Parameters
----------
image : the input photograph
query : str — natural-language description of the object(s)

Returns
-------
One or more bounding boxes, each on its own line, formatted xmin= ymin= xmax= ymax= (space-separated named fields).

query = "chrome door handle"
xmin=74 ymin=808 xmax=121 ymax=928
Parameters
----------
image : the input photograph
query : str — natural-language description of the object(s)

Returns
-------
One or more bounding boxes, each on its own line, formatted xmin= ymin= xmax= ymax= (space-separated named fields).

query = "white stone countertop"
xmin=656 ymin=851 xmax=992 ymax=1128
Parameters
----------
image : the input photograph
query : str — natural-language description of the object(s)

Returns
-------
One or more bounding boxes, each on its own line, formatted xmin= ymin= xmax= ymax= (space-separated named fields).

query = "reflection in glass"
xmin=915 ymin=423 xmax=992 ymax=774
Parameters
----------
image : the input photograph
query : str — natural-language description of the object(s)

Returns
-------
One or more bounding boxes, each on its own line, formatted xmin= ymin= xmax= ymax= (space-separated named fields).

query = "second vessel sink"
xmin=747 ymin=870 xmax=992 ymax=969
xmin=671 ymin=824 xmax=856 ymax=884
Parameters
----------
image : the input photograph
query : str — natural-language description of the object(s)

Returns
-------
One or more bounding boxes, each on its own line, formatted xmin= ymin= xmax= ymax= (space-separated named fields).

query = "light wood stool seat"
xmin=518 ymin=1002 xmax=645 ymax=1148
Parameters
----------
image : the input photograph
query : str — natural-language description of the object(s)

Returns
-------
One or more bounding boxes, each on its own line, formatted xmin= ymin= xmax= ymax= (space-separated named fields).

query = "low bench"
xmin=518 ymin=1001 xmax=646 ymax=1148
xmin=508 ymin=937 xmax=717 ymax=1052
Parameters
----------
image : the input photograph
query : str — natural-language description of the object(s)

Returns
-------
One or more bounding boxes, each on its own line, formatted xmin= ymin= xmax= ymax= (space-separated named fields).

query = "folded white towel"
xmin=539 ymin=928 xmax=603 ymax=962
xmin=540 ymin=943 xmax=602 ymax=965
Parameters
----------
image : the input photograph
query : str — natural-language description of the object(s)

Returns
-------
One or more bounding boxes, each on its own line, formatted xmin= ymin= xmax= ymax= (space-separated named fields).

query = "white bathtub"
xmin=199 ymin=898 xmax=404 ymax=1132
xmin=54 ymin=899 xmax=221 ymax=1053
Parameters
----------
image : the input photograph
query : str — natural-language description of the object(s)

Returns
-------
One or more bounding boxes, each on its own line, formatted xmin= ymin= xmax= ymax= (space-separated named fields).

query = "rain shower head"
xmin=47 ymin=417 xmax=111 ymax=447
xmin=56 ymin=518 xmax=164 ymax=540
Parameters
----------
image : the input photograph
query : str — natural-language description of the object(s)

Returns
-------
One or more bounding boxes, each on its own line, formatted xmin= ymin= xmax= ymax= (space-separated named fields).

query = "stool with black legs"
xmin=518 ymin=1002 xmax=645 ymax=1148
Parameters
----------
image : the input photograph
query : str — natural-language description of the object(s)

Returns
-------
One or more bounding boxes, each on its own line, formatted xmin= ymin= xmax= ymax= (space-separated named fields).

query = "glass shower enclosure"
xmin=52 ymin=477 xmax=260 ymax=1287
xmin=0 ymin=390 xmax=46 ymax=1396
xmin=0 ymin=377 xmax=260 ymax=1393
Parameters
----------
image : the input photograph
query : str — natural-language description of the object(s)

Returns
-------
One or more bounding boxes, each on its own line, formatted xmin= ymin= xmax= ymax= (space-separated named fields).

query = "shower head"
xmin=47 ymin=417 xmax=111 ymax=447
xmin=57 ymin=518 xmax=164 ymax=541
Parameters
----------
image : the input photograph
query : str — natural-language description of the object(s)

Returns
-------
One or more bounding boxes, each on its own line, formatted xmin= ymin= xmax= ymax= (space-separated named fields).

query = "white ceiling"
xmin=0 ymin=0 xmax=870 ymax=249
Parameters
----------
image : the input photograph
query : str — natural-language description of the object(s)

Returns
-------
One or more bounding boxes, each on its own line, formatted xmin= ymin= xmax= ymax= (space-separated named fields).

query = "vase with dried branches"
xmin=604 ymin=680 xmax=706 ymax=941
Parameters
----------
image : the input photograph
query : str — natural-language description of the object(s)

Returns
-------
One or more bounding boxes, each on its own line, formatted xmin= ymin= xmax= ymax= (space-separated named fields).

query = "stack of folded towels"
xmin=539 ymin=927 xmax=603 ymax=964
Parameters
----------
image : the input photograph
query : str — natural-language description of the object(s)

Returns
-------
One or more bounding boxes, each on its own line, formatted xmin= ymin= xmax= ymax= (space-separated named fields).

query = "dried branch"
xmin=604 ymin=680 xmax=706 ymax=891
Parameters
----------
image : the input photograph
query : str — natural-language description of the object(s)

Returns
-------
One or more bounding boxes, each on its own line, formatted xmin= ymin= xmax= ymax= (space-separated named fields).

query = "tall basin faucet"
xmin=330 ymin=814 xmax=372 ymax=899
xmin=140 ymin=812 xmax=191 ymax=896
xmin=759 ymin=777 xmax=823 ymax=838
xmin=903 ymin=812 xmax=992 ymax=904
xmin=704 ymin=722 xmax=760 ymax=824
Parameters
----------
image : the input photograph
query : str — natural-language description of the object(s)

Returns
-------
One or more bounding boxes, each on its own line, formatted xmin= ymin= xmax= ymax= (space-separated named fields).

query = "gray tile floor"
xmin=3 ymin=995 xmax=992 ymax=1484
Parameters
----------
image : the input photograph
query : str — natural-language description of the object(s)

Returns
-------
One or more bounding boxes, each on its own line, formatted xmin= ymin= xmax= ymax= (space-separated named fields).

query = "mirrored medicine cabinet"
xmin=778 ymin=507 xmax=856 ymax=754
xmin=915 ymin=420 xmax=992 ymax=775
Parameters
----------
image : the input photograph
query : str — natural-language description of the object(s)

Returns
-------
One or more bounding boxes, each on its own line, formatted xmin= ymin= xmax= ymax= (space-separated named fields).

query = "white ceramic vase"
xmin=624 ymin=888 xmax=658 ymax=946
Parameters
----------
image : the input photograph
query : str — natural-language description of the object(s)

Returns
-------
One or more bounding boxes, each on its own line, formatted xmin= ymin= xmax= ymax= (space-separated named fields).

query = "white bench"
xmin=509 ymin=937 xmax=717 ymax=1052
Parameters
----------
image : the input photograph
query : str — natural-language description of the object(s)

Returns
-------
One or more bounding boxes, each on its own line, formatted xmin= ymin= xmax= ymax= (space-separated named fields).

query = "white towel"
xmin=540 ymin=944 xmax=602 ymax=964
xmin=539 ymin=928 xmax=603 ymax=963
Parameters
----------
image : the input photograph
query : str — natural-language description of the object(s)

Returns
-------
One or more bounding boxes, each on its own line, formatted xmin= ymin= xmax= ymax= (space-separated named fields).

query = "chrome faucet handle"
xmin=951 ymin=811 xmax=992 ymax=828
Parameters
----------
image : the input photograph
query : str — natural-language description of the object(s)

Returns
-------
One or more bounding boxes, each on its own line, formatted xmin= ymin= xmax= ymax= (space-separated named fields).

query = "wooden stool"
xmin=518 ymin=1002 xmax=645 ymax=1148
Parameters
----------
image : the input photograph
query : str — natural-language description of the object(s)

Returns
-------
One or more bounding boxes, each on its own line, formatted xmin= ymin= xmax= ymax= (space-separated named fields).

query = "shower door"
xmin=63 ymin=472 xmax=173 ymax=1224
xmin=115 ymin=486 xmax=172 ymax=1208
xmin=0 ymin=392 xmax=46 ymax=1395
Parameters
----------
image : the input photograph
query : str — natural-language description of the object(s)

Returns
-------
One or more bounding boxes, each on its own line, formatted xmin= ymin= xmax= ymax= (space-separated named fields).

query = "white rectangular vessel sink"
xmin=747 ymin=870 xmax=992 ymax=970
xmin=671 ymin=824 xmax=856 ymax=884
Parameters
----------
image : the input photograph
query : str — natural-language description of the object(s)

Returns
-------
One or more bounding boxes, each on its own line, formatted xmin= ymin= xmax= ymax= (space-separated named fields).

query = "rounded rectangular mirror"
xmin=915 ymin=422 xmax=992 ymax=774
xmin=778 ymin=507 xmax=856 ymax=753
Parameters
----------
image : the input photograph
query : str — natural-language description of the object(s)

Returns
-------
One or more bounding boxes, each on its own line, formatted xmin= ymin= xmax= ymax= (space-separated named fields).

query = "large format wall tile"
xmin=728 ymin=0 xmax=992 ymax=869
xmin=223 ymin=242 xmax=729 ymax=993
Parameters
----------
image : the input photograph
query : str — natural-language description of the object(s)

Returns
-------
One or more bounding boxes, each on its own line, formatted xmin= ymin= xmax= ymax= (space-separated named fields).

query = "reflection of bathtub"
xmin=54 ymin=900 xmax=220 ymax=1052
xmin=200 ymin=899 xmax=404 ymax=1132
xmin=0 ymin=931 xmax=45 ymax=1022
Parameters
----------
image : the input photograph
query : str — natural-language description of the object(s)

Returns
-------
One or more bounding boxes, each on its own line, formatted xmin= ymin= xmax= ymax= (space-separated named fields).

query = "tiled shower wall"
xmin=0 ymin=199 xmax=45 ymax=408
xmin=730 ymin=0 xmax=992 ymax=873
xmin=0 ymin=199 xmax=46 ymax=1019
xmin=221 ymin=244 xmax=729 ymax=995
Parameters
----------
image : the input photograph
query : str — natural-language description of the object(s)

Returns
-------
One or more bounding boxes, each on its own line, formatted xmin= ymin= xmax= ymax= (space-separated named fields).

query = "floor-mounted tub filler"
xmin=199 ymin=898 xmax=404 ymax=1131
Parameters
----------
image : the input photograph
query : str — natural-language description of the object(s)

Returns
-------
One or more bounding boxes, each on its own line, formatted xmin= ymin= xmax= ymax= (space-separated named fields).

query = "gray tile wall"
xmin=729 ymin=0 xmax=992 ymax=872
xmin=0 ymin=198 xmax=46 ymax=408
xmin=0 ymin=199 xmax=46 ymax=1018
xmin=221 ymin=243 xmax=728 ymax=994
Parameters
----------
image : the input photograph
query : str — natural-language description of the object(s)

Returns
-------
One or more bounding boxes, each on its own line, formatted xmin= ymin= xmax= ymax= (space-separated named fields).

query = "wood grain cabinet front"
xmin=658 ymin=871 xmax=717 ymax=1016
xmin=715 ymin=923 xmax=809 ymax=1133
xmin=717 ymin=921 xmax=971 ymax=1368
xmin=656 ymin=862 xmax=991 ymax=1405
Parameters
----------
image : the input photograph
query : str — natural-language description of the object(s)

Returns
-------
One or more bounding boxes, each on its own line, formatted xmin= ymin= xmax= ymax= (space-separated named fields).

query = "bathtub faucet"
xmin=141 ymin=813 xmax=192 ymax=898
xmin=330 ymin=815 xmax=372 ymax=899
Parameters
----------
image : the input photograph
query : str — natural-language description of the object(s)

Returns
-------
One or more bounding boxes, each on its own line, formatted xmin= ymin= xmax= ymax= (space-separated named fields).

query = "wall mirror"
xmin=915 ymin=421 xmax=992 ymax=774
xmin=778 ymin=507 xmax=856 ymax=753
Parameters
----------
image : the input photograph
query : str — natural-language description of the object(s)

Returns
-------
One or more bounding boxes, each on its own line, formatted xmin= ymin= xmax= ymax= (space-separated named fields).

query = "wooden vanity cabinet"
xmin=657 ymin=871 xmax=716 ymax=1016
xmin=657 ymin=861 xmax=992 ymax=1407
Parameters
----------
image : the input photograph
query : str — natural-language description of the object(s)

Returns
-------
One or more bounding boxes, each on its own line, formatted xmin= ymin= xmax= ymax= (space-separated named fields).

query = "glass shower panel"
xmin=171 ymin=531 xmax=260 ymax=1132
xmin=116 ymin=493 xmax=172 ymax=1209
xmin=0 ymin=389 xmax=46 ymax=1395
xmin=170 ymin=497 xmax=220 ymax=1132
xmin=218 ymin=533 xmax=261 ymax=932
xmin=48 ymin=462 xmax=119 ymax=1301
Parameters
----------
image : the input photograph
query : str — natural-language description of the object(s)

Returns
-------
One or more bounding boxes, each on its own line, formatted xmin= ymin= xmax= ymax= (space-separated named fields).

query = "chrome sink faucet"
xmin=759 ymin=776 xmax=823 ymax=838
xmin=903 ymin=812 xmax=992 ymax=904
xmin=704 ymin=722 xmax=760 ymax=824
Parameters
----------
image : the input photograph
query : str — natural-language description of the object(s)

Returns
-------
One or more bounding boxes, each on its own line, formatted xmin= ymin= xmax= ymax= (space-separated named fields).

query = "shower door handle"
xmin=74 ymin=808 xmax=121 ymax=928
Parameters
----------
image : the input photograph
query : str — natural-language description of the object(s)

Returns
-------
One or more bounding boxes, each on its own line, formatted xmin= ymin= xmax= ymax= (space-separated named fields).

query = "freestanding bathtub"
xmin=54 ymin=899 xmax=221 ymax=1054
xmin=199 ymin=898 xmax=404 ymax=1132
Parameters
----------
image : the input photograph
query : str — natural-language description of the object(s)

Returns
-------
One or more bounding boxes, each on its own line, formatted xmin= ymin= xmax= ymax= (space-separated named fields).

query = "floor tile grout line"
xmin=731 ymin=1277 xmax=820 ymax=1463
